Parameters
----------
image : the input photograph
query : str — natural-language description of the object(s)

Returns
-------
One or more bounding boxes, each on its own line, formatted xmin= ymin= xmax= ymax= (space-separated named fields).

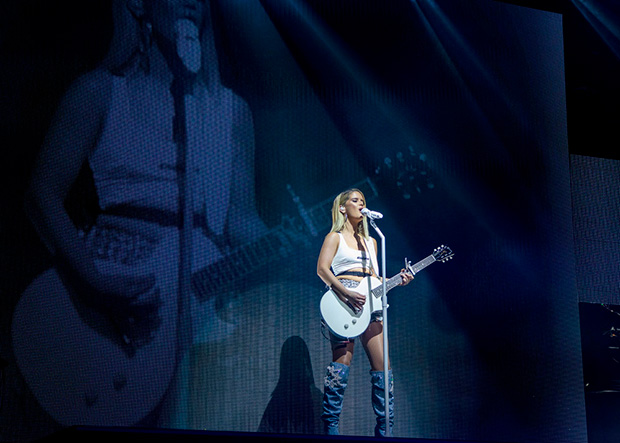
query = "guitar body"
xmin=10 ymin=225 xmax=190 ymax=427
xmin=319 ymin=276 xmax=383 ymax=339
xmin=320 ymin=246 xmax=454 ymax=339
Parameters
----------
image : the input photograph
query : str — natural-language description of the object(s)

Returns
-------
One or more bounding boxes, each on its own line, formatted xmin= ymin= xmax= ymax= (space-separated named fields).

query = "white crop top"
xmin=88 ymin=74 xmax=239 ymax=236
xmin=331 ymin=232 xmax=378 ymax=276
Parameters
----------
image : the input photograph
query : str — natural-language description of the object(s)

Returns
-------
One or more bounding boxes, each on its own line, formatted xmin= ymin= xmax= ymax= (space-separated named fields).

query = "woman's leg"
xmin=321 ymin=338 xmax=354 ymax=435
xmin=362 ymin=321 xmax=394 ymax=437
xmin=361 ymin=321 xmax=388 ymax=371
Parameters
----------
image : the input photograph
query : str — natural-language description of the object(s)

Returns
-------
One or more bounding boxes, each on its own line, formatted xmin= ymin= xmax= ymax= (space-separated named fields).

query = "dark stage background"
xmin=1 ymin=0 xmax=619 ymax=442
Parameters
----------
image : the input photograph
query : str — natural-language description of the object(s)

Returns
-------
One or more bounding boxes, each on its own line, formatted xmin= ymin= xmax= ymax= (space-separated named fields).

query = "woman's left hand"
xmin=399 ymin=269 xmax=414 ymax=286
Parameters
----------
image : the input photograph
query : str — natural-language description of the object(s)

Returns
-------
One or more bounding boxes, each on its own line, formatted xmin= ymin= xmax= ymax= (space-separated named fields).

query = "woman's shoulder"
xmin=218 ymin=85 xmax=246 ymax=104
xmin=318 ymin=232 xmax=342 ymax=257
xmin=72 ymin=68 xmax=115 ymax=93
xmin=368 ymin=235 xmax=377 ymax=249
xmin=212 ymin=85 xmax=250 ymax=112
xmin=47 ymin=68 xmax=115 ymax=135
xmin=326 ymin=231 xmax=342 ymax=238
xmin=323 ymin=231 xmax=342 ymax=245
xmin=61 ymin=68 xmax=115 ymax=111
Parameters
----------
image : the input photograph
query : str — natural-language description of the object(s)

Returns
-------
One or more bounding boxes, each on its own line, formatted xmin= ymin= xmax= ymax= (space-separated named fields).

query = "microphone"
xmin=174 ymin=19 xmax=201 ymax=75
xmin=361 ymin=208 xmax=383 ymax=220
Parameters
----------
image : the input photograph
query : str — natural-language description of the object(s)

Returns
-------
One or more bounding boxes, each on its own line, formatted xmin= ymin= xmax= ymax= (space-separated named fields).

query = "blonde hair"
xmin=330 ymin=188 xmax=369 ymax=239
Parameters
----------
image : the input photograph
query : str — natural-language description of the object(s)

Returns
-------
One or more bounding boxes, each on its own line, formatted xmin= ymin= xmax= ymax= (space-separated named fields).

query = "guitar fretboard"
xmin=191 ymin=226 xmax=291 ymax=298
xmin=370 ymin=253 xmax=437 ymax=298
xmin=411 ymin=254 xmax=437 ymax=274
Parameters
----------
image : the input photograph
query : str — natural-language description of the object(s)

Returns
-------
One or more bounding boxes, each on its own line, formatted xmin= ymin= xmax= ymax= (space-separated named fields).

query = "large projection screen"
xmin=0 ymin=1 xmax=586 ymax=442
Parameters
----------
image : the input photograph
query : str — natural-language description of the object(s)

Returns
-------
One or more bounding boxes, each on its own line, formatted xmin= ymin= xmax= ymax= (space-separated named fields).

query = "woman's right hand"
xmin=343 ymin=289 xmax=366 ymax=312
xmin=61 ymin=262 xmax=162 ymax=350
xmin=87 ymin=270 xmax=158 ymax=308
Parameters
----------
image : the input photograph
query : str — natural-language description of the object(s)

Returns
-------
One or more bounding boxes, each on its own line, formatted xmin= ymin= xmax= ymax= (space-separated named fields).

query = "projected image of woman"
xmin=316 ymin=189 xmax=413 ymax=436
xmin=20 ymin=0 xmax=266 ymax=429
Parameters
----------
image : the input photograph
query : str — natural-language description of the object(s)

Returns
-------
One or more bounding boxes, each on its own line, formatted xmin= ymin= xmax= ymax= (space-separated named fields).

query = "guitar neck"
xmin=410 ymin=254 xmax=437 ymax=275
xmin=192 ymin=226 xmax=290 ymax=298
xmin=370 ymin=253 xmax=436 ymax=298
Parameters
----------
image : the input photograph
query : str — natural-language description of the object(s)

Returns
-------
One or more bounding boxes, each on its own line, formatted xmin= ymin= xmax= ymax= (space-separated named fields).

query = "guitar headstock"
xmin=433 ymin=245 xmax=454 ymax=262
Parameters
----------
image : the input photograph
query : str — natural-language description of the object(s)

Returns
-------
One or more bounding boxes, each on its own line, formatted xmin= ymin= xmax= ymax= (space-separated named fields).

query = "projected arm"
xmin=25 ymin=71 xmax=157 ymax=312
xmin=224 ymin=94 xmax=268 ymax=248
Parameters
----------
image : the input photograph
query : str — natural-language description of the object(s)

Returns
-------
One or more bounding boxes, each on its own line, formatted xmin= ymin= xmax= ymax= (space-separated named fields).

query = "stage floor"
xmin=37 ymin=426 xmax=495 ymax=443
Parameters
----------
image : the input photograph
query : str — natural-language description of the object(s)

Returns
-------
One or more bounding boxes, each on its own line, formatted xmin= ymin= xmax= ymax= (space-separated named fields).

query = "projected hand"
xmin=60 ymin=263 xmax=162 ymax=352
xmin=95 ymin=273 xmax=162 ymax=351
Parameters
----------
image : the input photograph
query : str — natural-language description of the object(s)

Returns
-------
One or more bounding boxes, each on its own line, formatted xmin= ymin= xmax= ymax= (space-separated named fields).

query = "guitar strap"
xmin=364 ymin=237 xmax=380 ymax=278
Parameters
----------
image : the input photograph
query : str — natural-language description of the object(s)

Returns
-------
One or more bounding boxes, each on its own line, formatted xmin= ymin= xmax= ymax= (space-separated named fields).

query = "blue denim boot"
xmin=321 ymin=362 xmax=350 ymax=435
xmin=370 ymin=370 xmax=394 ymax=437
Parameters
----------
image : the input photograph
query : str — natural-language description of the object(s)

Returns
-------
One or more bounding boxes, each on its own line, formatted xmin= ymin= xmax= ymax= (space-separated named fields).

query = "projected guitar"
xmin=11 ymin=179 xmax=378 ymax=427
xmin=320 ymin=245 xmax=454 ymax=339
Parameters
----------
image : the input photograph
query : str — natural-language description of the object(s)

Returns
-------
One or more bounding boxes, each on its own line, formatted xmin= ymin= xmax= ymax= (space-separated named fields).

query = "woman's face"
xmin=146 ymin=0 xmax=207 ymax=42
xmin=341 ymin=191 xmax=366 ymax=220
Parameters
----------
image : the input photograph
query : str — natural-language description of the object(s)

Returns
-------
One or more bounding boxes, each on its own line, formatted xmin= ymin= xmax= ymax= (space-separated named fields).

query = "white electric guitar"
xmin=320 ymin=245 xmax=454 ymax=338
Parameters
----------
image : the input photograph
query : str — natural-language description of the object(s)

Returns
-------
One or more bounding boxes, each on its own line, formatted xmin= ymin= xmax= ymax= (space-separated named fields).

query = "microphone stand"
xmin=368 ymin=217 xmax=391 ymax=437
xmin=171 ymin=73 xmax=195 ymax=360
xmin=168 ymin=66 xmax=198 ymax=429
xmin=171 ymin=18 xmax=201 ymax=358
xmin=166 ymin=20 xmax=201 ymax=427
